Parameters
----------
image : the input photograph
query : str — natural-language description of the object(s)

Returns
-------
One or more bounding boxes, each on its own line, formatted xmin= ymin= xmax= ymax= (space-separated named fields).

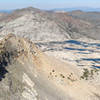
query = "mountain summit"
xmin=0 ymin=7 xmax=100 ymax=41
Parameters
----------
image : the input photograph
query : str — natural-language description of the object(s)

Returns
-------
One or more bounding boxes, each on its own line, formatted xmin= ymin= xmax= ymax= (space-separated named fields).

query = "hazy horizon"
xmin=1 ymin=6 xmax=100 ymax=10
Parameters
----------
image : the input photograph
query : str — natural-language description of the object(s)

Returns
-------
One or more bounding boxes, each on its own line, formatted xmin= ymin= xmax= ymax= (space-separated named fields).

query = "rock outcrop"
xmin=0 ymin=7 xmax=98 ymax=41
xmin=0 ymin=34 xmax=100 ymax=100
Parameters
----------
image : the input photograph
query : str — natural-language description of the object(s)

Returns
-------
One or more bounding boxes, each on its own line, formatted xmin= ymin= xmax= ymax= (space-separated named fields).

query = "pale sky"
xmin=0 ymin=0 xmax=100 ymax=10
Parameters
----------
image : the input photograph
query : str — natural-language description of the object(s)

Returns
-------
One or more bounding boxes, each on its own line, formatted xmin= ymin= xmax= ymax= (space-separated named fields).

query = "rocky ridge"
xmin=0 ymin=34 xmax=100 ymax=100
xmin=0 ymin=7 xmax=99 ymax=41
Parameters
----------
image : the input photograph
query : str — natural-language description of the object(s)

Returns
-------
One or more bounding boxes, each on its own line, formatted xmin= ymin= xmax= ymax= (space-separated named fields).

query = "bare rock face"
xmin=0 ymin=8 xmax=70 ymax=41
xmin=0 ymin=34 xmax=100 ymax=100
xmin=0 ymin=7 xmax=97 ymax=42
xmin=0 ymin=7 xmax=100 ymax=100
xmin=0 ymin=34 xmax=38 ymax=100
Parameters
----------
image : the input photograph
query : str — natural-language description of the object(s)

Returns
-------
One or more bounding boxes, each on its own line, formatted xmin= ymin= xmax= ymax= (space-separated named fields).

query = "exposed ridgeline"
xmin=0 ymin=7 xmax=100 ymax=41
xmin=0 ymin=34 xmax=100 ymax=100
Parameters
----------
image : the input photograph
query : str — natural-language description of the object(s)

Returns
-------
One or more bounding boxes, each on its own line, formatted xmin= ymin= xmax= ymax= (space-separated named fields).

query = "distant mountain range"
xmin=51 ymin=7 xmax=100 ymax=12
xmin=0 ymin=10 xmax=13 ymax=13
xmin=1 ymin=7 xmax=100 ymax=40
xmin=1 ymin=7 xmax=100 ymax=13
